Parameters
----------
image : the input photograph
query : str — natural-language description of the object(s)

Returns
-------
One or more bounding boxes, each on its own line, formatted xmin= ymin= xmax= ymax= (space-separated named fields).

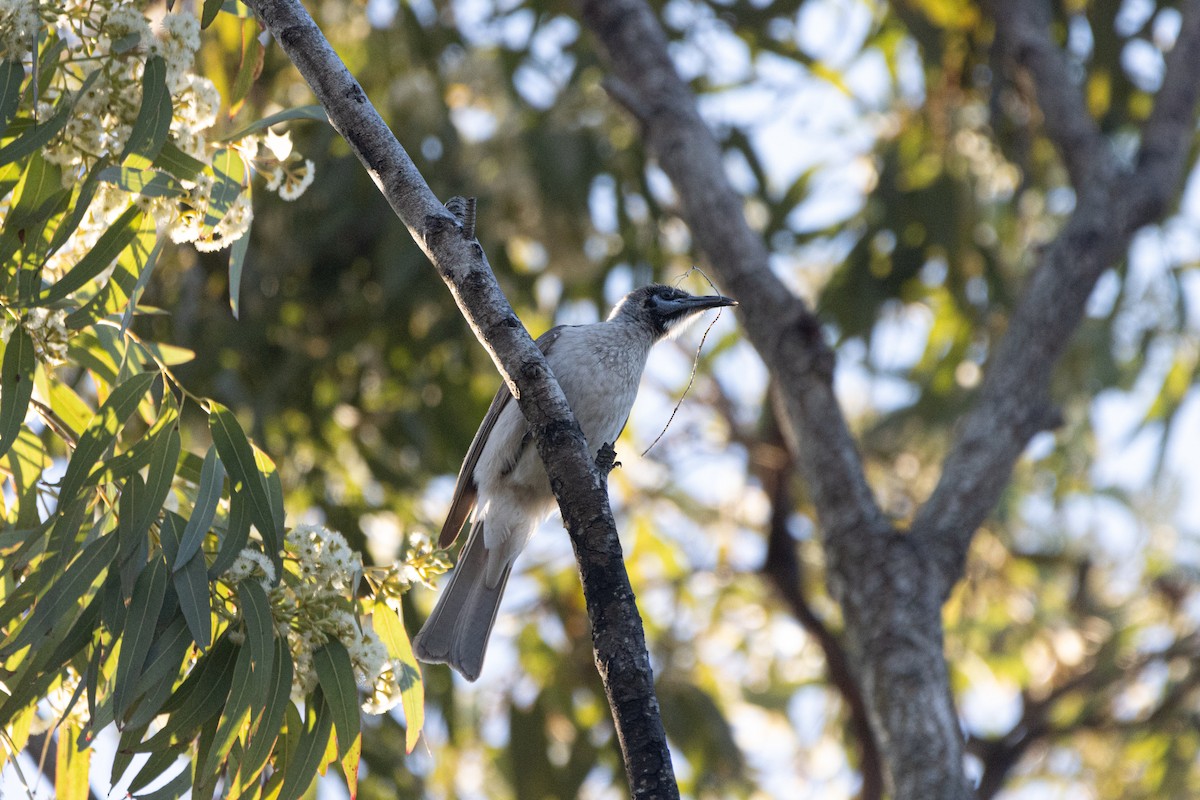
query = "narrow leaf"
xmin=121 ymin=56 xmax=171 ymax=167
xmin=175 ymin=550 xmax=212 ymax=648
xmin=277 ymin=689 xmax=333 ymax=800
xmin=1 ymin=533 xmax=117 ymax=656
xmin=201 ymin=0 xmax=223 ymax=28
xmin=228 ymin=185 xmax=251 ymax=319
xmin=40 ymin=205 xmax=143 ymax=303
xmin=152 ymin=140 xmax=205 ymax=182
xmin=312 ymin=639 xmax=359 ymax=760
xmin=209 ymin=403 xmax=277 ymax=556
xmin=0 ymin=60 xmax=24 ymax=137
xmin=0 ymin=325 xmax=35 ymax=458
xmin=140 ymin=637 xmax=237 ymax=750
xmin=238 ymin=638 xmax=291 ymax=787
xmin=114 ymin=557 xmax=169 ymax=720
xmin=176 ymin=446 xmax=225 ymax=569
xmin=220 ymin=106 xmax=326 ymax=142
xmin=203 ymin=149 xmax=244 ymax=232
xmin=209 ymin=486 xmax=250 ymax=578
xmin=373 ymin=599 xmax=423 ymax=752
xmin=0 ymin=103 xmax=69 ymax=166
xmin=339 ymin=731 xmax=361 ymax=800
xmin=97 ymin=165 xmax=184 ymax=198
xmin=201 ymin=643 xmax=255 ymax=778
xmin=133 ymin=761 xmax=191 ymax=800
xmin=57 ymin=370 xmax=157 ymax=505
xmin=128 ymin=744 xmax=188 ymax=795
xmin=55 ymin=723 xmax=91 ymax=800
xmin=235 ymin=579 xmax=273 ymax=687
xmin=137 ymin=417 xmax=181 ymax=534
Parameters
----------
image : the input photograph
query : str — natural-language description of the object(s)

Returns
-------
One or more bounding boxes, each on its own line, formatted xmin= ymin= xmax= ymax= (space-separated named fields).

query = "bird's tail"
xmin=412 ymin=521 xmax=511 ymax=682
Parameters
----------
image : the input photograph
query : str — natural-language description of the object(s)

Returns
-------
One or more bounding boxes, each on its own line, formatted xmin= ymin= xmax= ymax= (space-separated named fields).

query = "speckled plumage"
xmin=412 ymin=285 xmax=735 ymax=680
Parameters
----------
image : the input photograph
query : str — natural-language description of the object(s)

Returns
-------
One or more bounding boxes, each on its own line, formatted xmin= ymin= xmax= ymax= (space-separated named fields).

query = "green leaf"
xmin=133 ymin=761 xmax=191 ymax=800
xmin=97 ymin=165 xmax=185 ymax=198
xmin=209 ymin=402 xmax=278 ymax=557
xmin=230 ymin=18 xmax=264 ymax=111
xmin=312 ymin=639 xmax=359 ymax=760
xmin=121 ymin=56 xmax=172 ymax=168
xmin=128 ymin=744 xmax=189 ymax=795
xmin=201 ymin=642 xmax=255 ymax=778
xmin=175 ymin=550 xmax=212 ymax=649
xmin=0 ymin=102 xmax=70 ymax=166
xmin=88 ymin=394 xmax=178 ymax=487
xmin=0 ymin=533 xmax=117 ymax=656
xmin=228 ymin=184 xmax=252 ymax=319
xmin=0 ymin=60 xmax=25 ymax=139
xmin=45 ymin=157 xmax=108 ymax=260
xmin=237 ymin=638 xmax=291 ymax=787
xmin=122 ymin=237 xmax=165 ymax=336
xmin=55 ymin=723 xmax=91 ymax=800
xmin=208 ymin=486 xmax=250 ymax=578
xmin=278 ymin=689 xmax=333 ymax=800
xmin=141 ymin=636 xmax=237 ymax=750
xmin=0 ymin=588 xmax=100 ymax=729
xmin=203 ymin=149 xmax=245 ymax=233
xmin=141 ymin=413 xmax=181 ymax=527
xmin=0 ymin=325 xmax=36 ymax=459
xmin=1 ymin=428 xmax=46 ymax=529
xmin=58 ymin=370 xmax=158 ymax=506
xmin=152 ymin=140 xmax=206 ymax=183
xmin=117 ymin=420 xmax=179 ymax=566
xmin=176 ymin=446 xmax=225 ymax=569
xmin=39 ymin=204 xmax=143 ymax=303
xmin=235 ymin=579 xmax=274 ymax=688
xmin=114 ymin=557 xmax=169 ymax=720
xmin=201 ymin=0 xmax=223 ymax=28
xmin=220 ymin=105 xmax=326 ymax=142
xmin=0 ymin=152 xmax=66 ymax=269
xmin=122 ymin=608 xmax=190 ymax=730
xmin=373 ymin=599 xmax=423 ymax=752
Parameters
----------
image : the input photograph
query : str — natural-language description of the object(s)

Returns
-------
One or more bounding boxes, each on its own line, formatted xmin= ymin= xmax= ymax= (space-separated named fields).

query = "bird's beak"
xmin=669 ymin=294 xmax=738 ymax=315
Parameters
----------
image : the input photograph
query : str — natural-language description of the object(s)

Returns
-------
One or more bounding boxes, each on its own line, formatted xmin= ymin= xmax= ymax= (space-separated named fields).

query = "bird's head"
xmin=608 ymin=284 xmax=737 ymax=339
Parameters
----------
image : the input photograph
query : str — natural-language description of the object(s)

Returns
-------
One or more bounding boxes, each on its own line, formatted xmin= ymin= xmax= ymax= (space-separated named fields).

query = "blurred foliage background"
xmin=118 ymin=0 xmax=1200 ymax=797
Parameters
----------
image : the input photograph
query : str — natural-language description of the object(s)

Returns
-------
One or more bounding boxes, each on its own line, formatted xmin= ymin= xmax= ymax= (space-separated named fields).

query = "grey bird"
xmin=412 ymin=284 xmax=736 ymax=681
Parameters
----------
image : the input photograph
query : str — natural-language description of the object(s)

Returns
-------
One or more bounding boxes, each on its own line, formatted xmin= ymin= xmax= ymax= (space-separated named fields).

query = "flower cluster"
xmin=1 ymin=308 xmax=71 ymax=366
xmin=225 ymin=524 xmax=407 ymax=713
xmin=224 ymin=547 xmax=276 ymax=594
xmin=0 ymin=0 xmax=38 ymax=57
xmin=5 ymin=0 xmax=319 ymax=284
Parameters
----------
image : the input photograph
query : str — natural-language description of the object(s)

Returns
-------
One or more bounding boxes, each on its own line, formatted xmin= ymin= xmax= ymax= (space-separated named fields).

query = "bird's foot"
xmin=595 ymin=443 xmax=620 ymax=475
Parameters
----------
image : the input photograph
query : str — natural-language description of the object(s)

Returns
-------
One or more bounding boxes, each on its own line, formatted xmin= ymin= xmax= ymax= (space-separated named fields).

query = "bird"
xmin=412 ymin=284 xmax=736 ymax=681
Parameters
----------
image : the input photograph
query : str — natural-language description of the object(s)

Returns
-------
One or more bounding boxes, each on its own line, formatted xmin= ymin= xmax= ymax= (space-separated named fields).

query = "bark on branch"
xmin=239 ymin=1 xmax=677 ymax=795
xmin=913 ymin=0 xmax=1200 ymax=598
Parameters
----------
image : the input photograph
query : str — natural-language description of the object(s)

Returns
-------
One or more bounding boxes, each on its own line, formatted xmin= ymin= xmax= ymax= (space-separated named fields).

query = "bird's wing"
xmin=437 ymin=326 xmax=565 ymax=548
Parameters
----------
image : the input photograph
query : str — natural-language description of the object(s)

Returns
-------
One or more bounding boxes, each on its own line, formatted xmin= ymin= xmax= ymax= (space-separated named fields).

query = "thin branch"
xmin=913 ymin=0 xmax=1200 ymax=598
xmin=239 ymin=1 xmax=677 ymax=795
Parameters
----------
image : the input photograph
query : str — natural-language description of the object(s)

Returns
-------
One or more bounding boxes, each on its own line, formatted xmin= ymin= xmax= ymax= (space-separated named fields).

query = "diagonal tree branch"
xmin=578 ymin=0 xmax=888 ymax=594
xmin=238 ymin=1 xmax=677 ymax=795
xmin=913 ymin=0 xmax=1200 ymax=598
